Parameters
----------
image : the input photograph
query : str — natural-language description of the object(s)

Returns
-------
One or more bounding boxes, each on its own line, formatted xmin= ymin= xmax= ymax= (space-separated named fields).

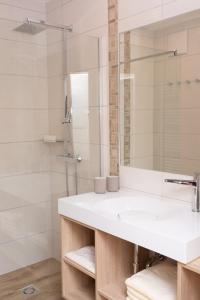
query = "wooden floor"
xmin=0 ymin=258 xmax=63 ymax=300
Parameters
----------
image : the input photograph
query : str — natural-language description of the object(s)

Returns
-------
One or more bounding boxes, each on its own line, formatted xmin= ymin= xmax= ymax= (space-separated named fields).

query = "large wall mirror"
xmin=120 ymin=10 xmax=200 ymax=175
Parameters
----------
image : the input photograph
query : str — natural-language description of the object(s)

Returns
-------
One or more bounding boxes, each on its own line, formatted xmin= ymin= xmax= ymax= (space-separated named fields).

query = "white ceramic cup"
xmin=107 ymin=176 xmax=119 ymax=192
xmin=94 ymin=177 xmax=106 ymax=194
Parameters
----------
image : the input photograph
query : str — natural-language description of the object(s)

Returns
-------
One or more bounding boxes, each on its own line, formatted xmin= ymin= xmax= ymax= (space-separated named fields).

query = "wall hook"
xmin=186 ymin=80 xmax=191 ymax=84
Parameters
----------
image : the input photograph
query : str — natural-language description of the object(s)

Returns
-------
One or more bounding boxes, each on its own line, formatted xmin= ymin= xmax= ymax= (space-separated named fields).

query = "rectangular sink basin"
xmin=92 ymin=196 xmax=183 ymax=221
xmin=58 ymin=190 xmax=200 ymax=264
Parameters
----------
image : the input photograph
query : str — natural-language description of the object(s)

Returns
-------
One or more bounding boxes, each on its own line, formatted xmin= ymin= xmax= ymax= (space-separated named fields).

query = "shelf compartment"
xmin=182 ymin=258 xmax=200 ymax=275
xmin=178 ymin=261 xmax=200 ymax=300
xmin=63 ymin=248 xmax=95 ymax=279
xmin=67 ymin=281 xmax=95 ymax=300
xmin=62 ymin=263 xmax=95 ymax=300
xmin=95 ymin=230 xmax=149 ymax=300
xmin=95 ymin=231 xmax=134 ymax=300
xmin=61 ymin=217 xmax=95 ymax=299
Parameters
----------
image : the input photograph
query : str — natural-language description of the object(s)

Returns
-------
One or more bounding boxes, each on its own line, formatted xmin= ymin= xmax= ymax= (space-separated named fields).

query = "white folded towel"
xmin=65 ymin=246 xmax=95 ymax=274
xmin=127 ymin=289 xmax=149 ymax=300
xmin=126 ymin=296 xmax=138 ymax=300
xmin=125 ymin=260 xmax=177 ymax=300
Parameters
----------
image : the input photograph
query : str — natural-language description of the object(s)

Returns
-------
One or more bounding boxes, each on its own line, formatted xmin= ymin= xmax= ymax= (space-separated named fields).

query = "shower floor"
xmin=0 ymin=258 xmax=63 ymax=299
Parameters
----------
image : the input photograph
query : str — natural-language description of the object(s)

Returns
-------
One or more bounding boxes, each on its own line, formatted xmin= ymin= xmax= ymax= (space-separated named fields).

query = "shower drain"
xmin=20 ymin=285 xmax=40 ymax=297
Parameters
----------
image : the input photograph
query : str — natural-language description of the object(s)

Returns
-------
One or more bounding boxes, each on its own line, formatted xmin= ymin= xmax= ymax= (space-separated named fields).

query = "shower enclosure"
xmin=0 ymin=11 xmax=101 ymax=296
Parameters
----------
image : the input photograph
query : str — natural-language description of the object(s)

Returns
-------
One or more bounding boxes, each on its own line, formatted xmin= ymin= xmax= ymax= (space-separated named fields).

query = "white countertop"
xmin=58 ymin=189 xmax=200 ymax=264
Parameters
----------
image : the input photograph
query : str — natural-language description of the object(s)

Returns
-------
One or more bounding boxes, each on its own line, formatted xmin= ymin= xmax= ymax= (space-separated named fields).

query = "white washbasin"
xmin=58 ymin=190 xmax=200 ymax=264
xmin=92 ymin=196 xmax=179 ymax=221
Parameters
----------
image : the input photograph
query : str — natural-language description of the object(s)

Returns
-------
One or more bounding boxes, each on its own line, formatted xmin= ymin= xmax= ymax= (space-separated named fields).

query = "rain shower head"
xmin=14 ymin=18 xmax=46 ymax=35
xmin=14 ymin=18 xmax=73 ymax=35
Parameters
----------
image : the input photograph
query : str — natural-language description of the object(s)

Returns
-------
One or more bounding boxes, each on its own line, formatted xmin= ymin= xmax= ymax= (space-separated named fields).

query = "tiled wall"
xmin=0 ymin=0 xmax=52 ymax=275
xmin=108 ymin=0 xmax=119 ymax=176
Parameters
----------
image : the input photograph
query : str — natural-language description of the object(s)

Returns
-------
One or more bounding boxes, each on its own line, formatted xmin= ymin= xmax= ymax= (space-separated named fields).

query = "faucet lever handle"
xmin=165 ymin=173 xmax=200 ymax=212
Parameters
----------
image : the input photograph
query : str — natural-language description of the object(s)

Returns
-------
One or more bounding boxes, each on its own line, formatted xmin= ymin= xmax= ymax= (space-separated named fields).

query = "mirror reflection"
xmin=120 ymin=11 xmax=200 ymax=175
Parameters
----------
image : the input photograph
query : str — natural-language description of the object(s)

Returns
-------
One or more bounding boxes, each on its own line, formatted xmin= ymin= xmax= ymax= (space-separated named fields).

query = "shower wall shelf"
xmin=43 ymin=140 xmax=64 ymax=143
xmin=57 ymin=154 xmax=82 ymax=163
xmin=43 ymin=135 xmax=64 ymax=143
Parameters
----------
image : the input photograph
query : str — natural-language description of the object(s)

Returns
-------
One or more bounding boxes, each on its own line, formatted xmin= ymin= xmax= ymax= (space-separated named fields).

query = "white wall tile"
xmin=0 ymin=0 xmax=47 ymax=13
xmin=0 ymin=75 xmax=48 ymax=109
xmin=0 ymin=39 xmax=47 ymax=77
xmin=163 ymin=0 xmax=200 ymax=21
xmin=0 ymin=142 xmax=49 ymax=176
xmin=0 ymin=110 xmax=48 ymax=143
xmin=119 ymin=6 xmax=163 ymax=33
xmin=119 ymin=0 xmax=162 ymax=20
xmin=67 ymin=34 xmax=99 ymax=73
xmin=61 ymin=0 xmax=108 ymax=34
xmin=120 ymin=166 xmax=164 ymax=195
xmin=0 ymin=3 xmax=46 ymax=23
xmin=0 ymin=173 xmax=51 ymax=211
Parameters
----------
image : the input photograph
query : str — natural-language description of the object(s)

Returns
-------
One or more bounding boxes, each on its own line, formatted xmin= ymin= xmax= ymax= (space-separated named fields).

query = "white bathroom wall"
xmin=118 ymin=0 xmax=200 ymax=33
xmin=0 ymin=0 xmax=52 ymax=275
xmin=120 ymin=166 xmax=194 ymax=204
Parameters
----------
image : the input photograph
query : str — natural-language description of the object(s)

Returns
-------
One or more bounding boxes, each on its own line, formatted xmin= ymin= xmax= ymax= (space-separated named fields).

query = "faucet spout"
xmin=164 ymin=173 xmax=200 ymax=212
xmin=164 ymin=179 xmax=196 ymax=186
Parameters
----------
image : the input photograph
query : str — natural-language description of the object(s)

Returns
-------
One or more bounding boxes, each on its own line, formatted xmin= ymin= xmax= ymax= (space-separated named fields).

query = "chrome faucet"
xmin=165 ymin=173 xmax=200 ymax=212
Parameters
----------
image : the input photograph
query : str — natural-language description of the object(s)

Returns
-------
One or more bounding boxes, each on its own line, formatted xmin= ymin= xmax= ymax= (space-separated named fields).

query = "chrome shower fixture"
xmin=14 ymin=18 xmax=72 ymax=35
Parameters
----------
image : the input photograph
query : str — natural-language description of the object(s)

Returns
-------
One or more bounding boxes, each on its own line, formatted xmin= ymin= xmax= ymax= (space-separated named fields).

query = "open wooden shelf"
xmin=178 ymin=259 xmax=200 ymax=300
xmin=64 ymin=256 xmax=95 ymax=279
xmin=61 ymin=217 xmax=95 ymax=299
xmin=61 ymin=215 xmax=174 ymax=300
xmin=181 ymin=257 xmax=200 ymax=275
xmin=60 ymin=215 xmax=200 ymax=300
xmin=62 ymin=262 xmax=95 ymax=300
xmin=95 ymin=231 xmax=134 ymax=300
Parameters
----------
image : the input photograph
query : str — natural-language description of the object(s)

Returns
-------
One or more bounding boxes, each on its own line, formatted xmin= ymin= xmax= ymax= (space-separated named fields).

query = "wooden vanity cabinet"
xmin=61 ymin=215 xmax=200 ymax=300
